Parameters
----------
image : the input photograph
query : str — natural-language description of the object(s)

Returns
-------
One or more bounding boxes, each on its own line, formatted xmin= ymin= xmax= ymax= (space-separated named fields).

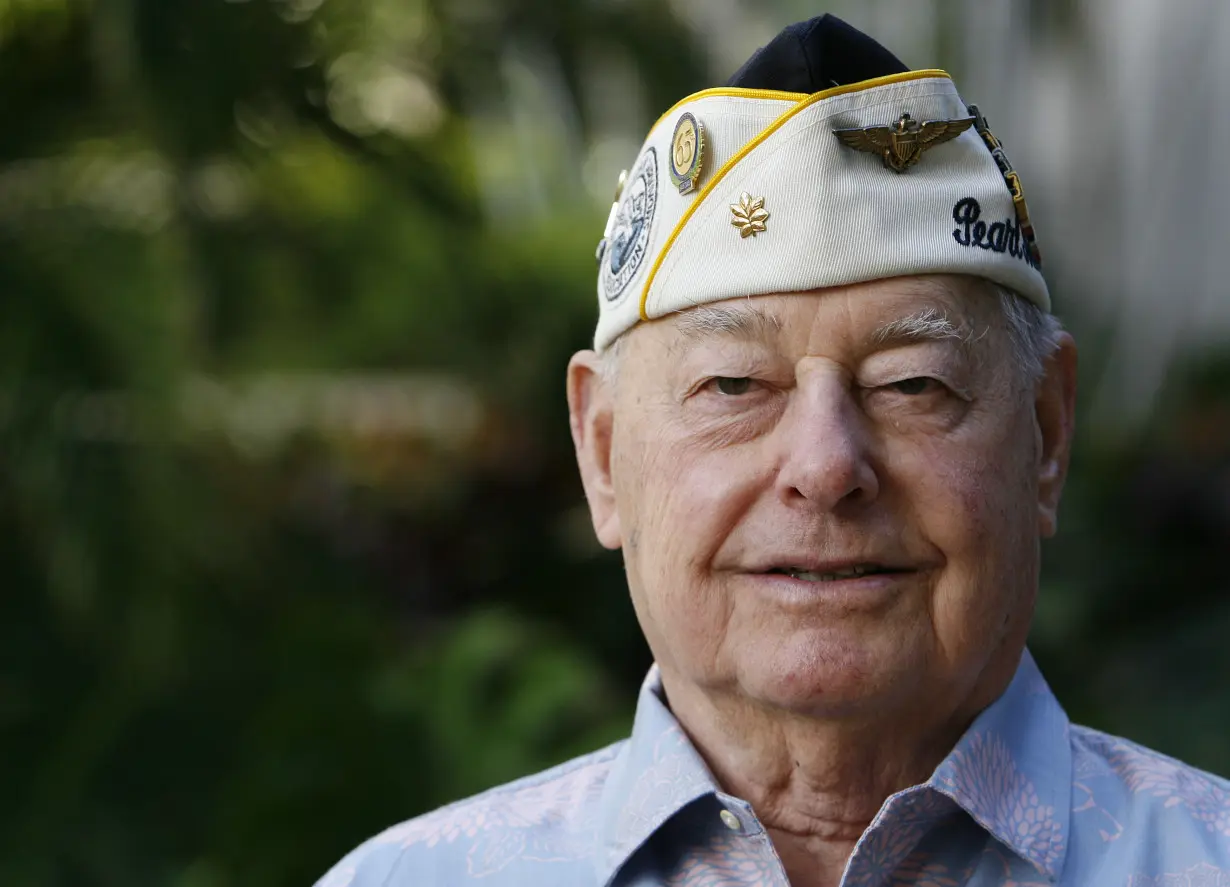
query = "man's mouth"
xmin=764 ymin=564 xmax=907 ymax=582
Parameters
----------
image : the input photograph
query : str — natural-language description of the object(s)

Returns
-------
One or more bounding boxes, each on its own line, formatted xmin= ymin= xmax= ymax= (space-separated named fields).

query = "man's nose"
xmin=773 ymin=372 xmax=879 ymax=511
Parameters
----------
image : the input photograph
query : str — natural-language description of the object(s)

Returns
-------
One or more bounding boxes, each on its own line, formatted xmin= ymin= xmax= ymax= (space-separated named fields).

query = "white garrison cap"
xmin=593 ymin=15 xmax=1047 ymax=352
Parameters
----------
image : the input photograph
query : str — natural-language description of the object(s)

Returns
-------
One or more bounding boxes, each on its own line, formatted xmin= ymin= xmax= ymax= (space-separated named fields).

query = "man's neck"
xmin=657 ymin=660 xmax=1020 ymax=887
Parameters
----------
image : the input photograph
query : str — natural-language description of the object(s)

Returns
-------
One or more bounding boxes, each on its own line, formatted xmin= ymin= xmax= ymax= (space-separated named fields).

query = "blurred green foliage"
xmin=1 ymin=2 xmax=1227 ymax=887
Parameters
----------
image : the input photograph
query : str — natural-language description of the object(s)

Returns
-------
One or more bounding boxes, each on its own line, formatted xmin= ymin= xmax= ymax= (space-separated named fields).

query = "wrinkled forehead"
xmin=643 ymin=275 xmax=997 ymax=356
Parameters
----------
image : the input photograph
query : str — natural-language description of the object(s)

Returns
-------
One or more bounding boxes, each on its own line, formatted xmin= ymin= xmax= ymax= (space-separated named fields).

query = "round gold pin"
xmin=669 ymin=112 xmax=706 ymax=195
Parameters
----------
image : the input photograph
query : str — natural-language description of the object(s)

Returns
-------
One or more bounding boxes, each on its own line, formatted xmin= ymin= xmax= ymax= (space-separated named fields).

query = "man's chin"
xmin=737 ymin=643 xmax=923 ymax=719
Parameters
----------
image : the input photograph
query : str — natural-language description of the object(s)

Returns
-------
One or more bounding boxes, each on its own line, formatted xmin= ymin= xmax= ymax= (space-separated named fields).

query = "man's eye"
xmin=888 ymin=377 xmax=940 ymax=396
xmin=714 ymin=377 xmax=754 ymax=396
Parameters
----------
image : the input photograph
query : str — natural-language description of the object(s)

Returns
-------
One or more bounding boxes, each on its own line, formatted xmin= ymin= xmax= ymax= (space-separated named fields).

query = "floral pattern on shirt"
xmin=371 ymin=744 xmax=617 ymax=876
xmin=844 ymin=820 xmax=932 ymax=887
xmin=937 ymin=730 xmax=1065 ymax=877
xmin=889 ymin=854 xmax=974 ymax=887
xmin=1079 ymin=728 xmax=1230 ymax=838
xmin=316 ymin=652 xmax=1230 ymax=887
xmin=665 ymin=828 xmax=788 ymax=887
xmin=1126 ymin=861 xmax=1230 ymax=887
xmin=1070 ymin=777 xmax=1126 ymax=844
xmin=616 ymin=724 xmax=714 ymax=849
xmin=843 ymin=790 xmax=958 ymax=886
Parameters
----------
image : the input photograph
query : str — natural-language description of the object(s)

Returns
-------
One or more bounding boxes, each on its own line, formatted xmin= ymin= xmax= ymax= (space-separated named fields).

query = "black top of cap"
xmin=726 ymin=14 xmax=908 ymax=93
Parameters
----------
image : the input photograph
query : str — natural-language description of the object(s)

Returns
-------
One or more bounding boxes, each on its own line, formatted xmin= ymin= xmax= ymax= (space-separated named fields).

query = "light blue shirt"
xmin=316 ymin=651 xmax=1230 ymax=885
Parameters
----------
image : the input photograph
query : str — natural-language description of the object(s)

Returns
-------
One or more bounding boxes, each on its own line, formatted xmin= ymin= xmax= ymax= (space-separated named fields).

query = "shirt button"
xmin=719 ymin=809 xmax=741 ymax=831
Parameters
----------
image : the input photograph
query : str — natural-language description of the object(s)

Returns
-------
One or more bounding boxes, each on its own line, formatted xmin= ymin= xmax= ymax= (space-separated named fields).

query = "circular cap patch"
xmin=601 ymin=147 xmax=658 ymax=303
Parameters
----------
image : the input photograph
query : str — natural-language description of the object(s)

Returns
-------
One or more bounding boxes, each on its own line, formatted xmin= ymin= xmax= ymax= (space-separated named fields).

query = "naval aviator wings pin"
xmin=669 ymin=112 xmax=706 ymax=194
xmin=833 ymin=112 xmax=975 ymax=173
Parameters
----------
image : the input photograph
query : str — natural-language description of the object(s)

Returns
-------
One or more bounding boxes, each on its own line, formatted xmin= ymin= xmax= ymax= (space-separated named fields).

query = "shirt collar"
xmin=930 ymin=649 xmax=1072 ymax=880
xmin=596 ymin=650 xmax=1072 ymax=885
xmin=595 ymin=664 xmax=717 ymax=885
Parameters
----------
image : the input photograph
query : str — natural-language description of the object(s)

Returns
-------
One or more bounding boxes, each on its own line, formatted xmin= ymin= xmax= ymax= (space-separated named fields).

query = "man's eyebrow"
xmin=668 ymin=301 xmax=975 ymax=351
xmin=670 ymin=304 xmax=783 ymax=344
xmin=868 ymin=305 xmax=974 ymax=350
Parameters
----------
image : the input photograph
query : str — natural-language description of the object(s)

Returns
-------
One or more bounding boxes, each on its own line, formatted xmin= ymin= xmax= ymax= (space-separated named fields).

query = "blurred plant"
xmin=2 ymin=2 xmax=1228 ymax=887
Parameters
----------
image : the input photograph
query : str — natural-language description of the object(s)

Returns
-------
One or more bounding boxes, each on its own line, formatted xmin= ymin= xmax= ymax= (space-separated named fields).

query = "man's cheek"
xmin=917 ymin=452 xmax=1001 ymax=538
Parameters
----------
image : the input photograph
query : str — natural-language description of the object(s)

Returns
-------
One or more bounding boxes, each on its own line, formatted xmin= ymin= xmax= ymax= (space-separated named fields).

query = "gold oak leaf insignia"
xmin=834 ymin=113 xmax=975 ymax=173
xmin=730 ymin=192 xmax=769 ymax=238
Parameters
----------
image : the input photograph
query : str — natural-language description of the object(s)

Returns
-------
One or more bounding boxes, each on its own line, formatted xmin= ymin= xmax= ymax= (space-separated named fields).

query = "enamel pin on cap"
xmin=669 ymin=112 xmax=706 ymax=194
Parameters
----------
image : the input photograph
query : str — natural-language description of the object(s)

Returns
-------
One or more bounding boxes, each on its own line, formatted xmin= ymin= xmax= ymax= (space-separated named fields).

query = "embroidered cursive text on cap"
xmin=951 ymin=197 xmax=1039 ymax=269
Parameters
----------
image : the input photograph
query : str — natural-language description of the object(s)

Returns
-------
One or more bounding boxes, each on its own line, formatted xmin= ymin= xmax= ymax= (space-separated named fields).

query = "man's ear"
xmin=567 ymin=350 xmax=622 ymax=549
xmin=1035 ymin=331 xmax=1078 ymax=538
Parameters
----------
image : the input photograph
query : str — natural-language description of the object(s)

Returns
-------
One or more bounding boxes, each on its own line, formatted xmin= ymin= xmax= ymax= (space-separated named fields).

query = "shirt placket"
xmin=837 ymin=786 xmax=959 ymax=887
xmin=710 ymin=792 xmax=794 ymax=886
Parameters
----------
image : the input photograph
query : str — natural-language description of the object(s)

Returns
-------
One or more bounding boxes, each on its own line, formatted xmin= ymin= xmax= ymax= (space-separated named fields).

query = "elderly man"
xmin=316 ymin=13 xmax=1230 ymax=887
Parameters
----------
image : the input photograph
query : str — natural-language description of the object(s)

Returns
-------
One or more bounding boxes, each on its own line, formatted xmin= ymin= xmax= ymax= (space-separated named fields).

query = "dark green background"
xmin=3 ymin=2 xmax=1228 ymax=885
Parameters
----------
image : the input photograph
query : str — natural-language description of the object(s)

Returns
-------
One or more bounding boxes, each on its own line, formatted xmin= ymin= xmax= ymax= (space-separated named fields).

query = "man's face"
xmin=568 ymin=275 xmax=1076 ymax=719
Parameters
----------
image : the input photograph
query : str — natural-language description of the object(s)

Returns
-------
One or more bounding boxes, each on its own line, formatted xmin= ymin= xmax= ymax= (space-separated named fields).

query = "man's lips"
xmin=738 ymin=559 xmax=924 ymax=610
xmin=740 ymin=558 xmax=918 ymax=582
xmin=761 ymin=564 xmax=912 ymax=582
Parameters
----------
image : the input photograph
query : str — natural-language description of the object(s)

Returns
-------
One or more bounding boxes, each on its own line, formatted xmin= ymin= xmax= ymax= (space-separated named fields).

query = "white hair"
xmin=869 ymin=304 xmax=967 ymax=349
xmin=992 ymin=284 xmax=1064 ymax=385
xmin=599 ymin=331 xmax=627 ymax=388
xmin=598 ymin=283 xmax=1063 ymax=389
